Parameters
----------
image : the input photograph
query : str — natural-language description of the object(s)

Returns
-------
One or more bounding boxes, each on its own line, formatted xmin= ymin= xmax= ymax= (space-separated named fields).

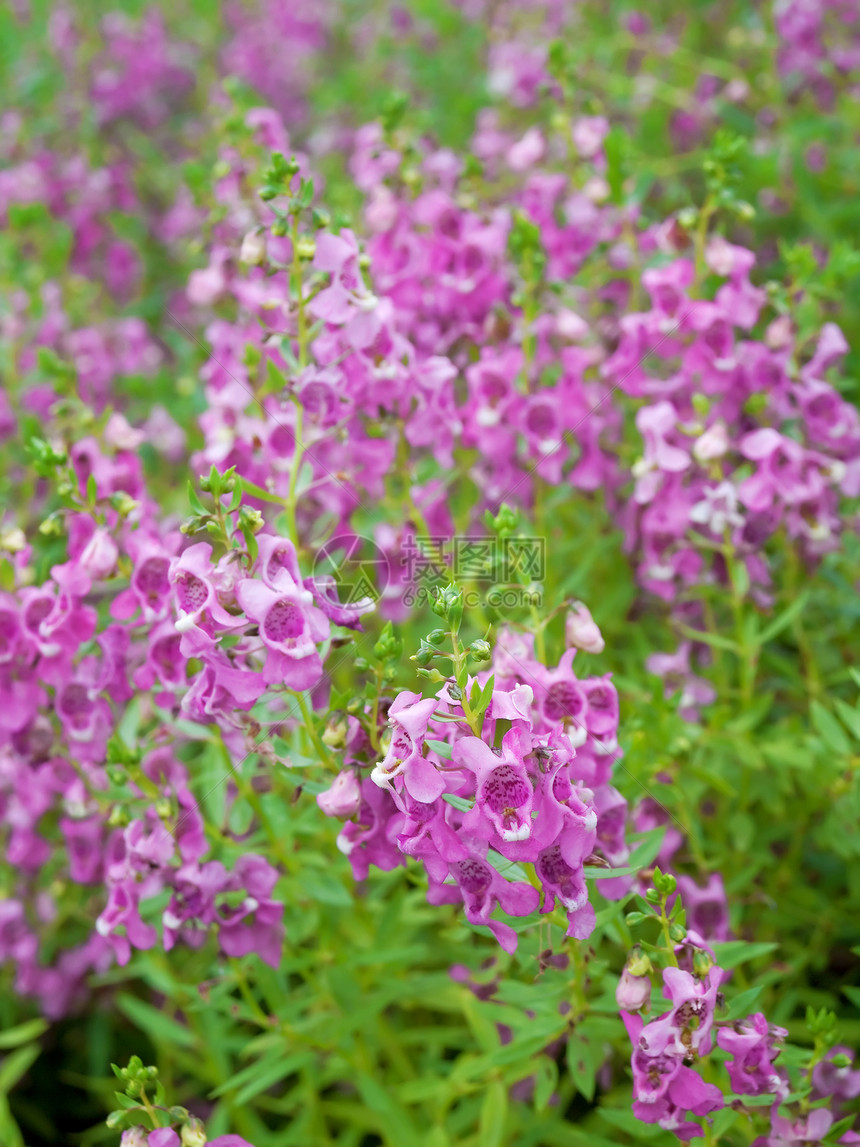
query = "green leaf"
xmin=298 ymin=869 xmax=353 ymax=907
xmin=0 ymin=1020 xmax=48 ymax=1050
xmin=210 ymin=1050 xmax=312 ymax=1103
xmin=235 ymin=474 xmax=286 ymax=505
xmin=533 ymin=1056 xmax=558 ymax=1113
xmin=478 ymin=1080 xmax=507 ymax=1147
xmin=599 ymin=1107 xmax=666 ymax=1138
xmin=757 ymin=590 xmax=810 ymax=645
xmin=0 ymin=1044 xmax=41 ymax=1094
xmin=426 ymin=738 xmax=453 ymax=759
xmin=676 ymin=625 xmax=740 ymax=654
xmin=116 ymin=994 xmax=197 ymax=1049
xmin=811 ymin=701 xmax=852 ymax=756
xmin=442 ymin=793 xmax=472 ymax=812
xmin=355 ymin=1071 xmax=419 ymax=1143
xmin=835 ymin=700 xmax=860 ymax=742
xmin=724 ymin=984 xmax=765 ymax=1021
xmin=566 ymin=1033 xmax=595 ymax=1101
xmin=711 ymin=941 xmax=778 ymax=969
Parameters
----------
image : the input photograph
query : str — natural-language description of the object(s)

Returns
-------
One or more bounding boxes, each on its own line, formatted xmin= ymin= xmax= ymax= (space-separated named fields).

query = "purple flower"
xmin=428 ymin=854 xmax=539 ymax=954
xmin=217 ymin=855 xmax=285 ymax=969
xmin=371 ymin=691 xmax=443 ymax=801
xmin=170 ymin=542 xmax=242 ymax=637
xmin=317 ymin=770 xmax=362 ymax=818
xmin=565 ymin=602 xmax=605 ymax=654
xmin=454 ymin=731 xmax=534 ymax=843
xmin=812 ymin=1046 xmax=860 ymax=1105
xmin=617 ymin=967 xmax=652 ymax=1012
xmin=676 ymin=874 xmax=730 ymax=942
xmin=309 ymin=229 xmax=378 ymax=325
xmin=638 ymin=966 xmax=722 ymax=1059
xmin=235 ymin=576 xmax=328 ymax=689
xmin=717 ymin=1013 xmax=788 ymax=1098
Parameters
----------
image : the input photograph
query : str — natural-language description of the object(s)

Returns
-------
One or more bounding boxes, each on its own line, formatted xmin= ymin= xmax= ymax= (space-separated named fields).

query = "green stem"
xmin=290 ymin=689 xmax=338 ymax=771
xmin=217 ymin=733 xmax=293 ymax=870
xmin=450 ymin=631 xmax=482 ymax=737
xmin=286 ymin=216 xmax=309 ymax=551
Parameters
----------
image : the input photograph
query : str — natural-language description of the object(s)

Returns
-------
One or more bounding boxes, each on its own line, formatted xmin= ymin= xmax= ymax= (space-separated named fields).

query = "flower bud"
xmin=692 ymin=421 xmax=728 ymax=462
xmin=180 ymin=1117 xmax=207 ymax=1147
xmin=238 ymin=506 xmax=264 ymax=533
xmin=645 ymin=888 xmax=661 ymax=903
xmin=469 ymin=639 xmax=492 ymax=662
xmin=564 ymin=602 xmax=604 ymax=654
xmin=317 ymin=771 xmax=361 ymax=818
xmin=627 ymin=947 xmax=652 ymax=977
xmin=120 ymin=1128 xmax=148 ymax=1147
xmin=692 ymin=948 xmax=715 ymax=978
xmin=321 ymin=711 xmax=349 ymax=749
xmin=240 ymin=230 xmax=266 ymax=265
xmin=616 ymin=967 xmax=651 ymax=1012
xmin=669 ymin=923 xmax=687 ymax=943
xmin=296 ymin=237 xmax=316 ymax=261
xmin=426 ymin=629 xmax=446 ymax=646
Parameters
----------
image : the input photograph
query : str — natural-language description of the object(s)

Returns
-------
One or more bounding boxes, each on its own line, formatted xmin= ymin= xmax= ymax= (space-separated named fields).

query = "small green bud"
xmin=322 ymin=711 xmax=349 ymax=749
xmin=645 ymin=888 xmax=662 ymax=904
xmin=627 ymin=948 xmax=653 ymax=977
xmin=426 ymin=629 xmax=446 ymax=645
xmin=831 ymin=1053 xmax=852 ymax=1069
xmin=413 ymin=645 xmax=434 ymax=667
xmin=296 ymin=237 xmax=316 ymax=261
xmin=108 ymin=805 xmax=130 ymax=828
xmin=669 ymin=923 xmax=687 ymax=943
xmin=677 ymin=206 xmax=698 ymax=229
xmin=181 ymin=1117 xmax=208 ymax=1147
xmin=238 ymin=505 xmax=264 ymax=533
xmin=469 ymin=639 xmax=492 ymax=662
xmin=692 ymin=948 xmax=715 ymax=978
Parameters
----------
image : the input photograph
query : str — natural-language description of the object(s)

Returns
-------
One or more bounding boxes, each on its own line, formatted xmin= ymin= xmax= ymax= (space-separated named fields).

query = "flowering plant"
xmin=1 ymin=1 xmax=860 ymax=1145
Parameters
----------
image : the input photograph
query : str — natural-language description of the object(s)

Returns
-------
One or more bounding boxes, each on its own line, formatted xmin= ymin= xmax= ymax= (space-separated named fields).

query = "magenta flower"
xmin=309 ymin=229 xmax=378 ymax=325
xmin=169 ymin=542 xmax=241 ymax=637
xmin=565 ymin=602 xmax=605 ymax=654
xmin=336 ymin=779 xmax=405 ymax=882
xmin=317 ymin=770 xmax=362 ymax=818
xmin=676 ymin=874 xmax=730 ymax=942
xmin=638 ymin=965 xmax=722 ymax=1058
xmin=454 ymin=731 xmax=535 ymax=843
xmin=716 ymin=1013 xmax=788 ymax=1098
xmin=217 ymin=855 xmax=284 ymax=969
xmin=371 ymin=691 xmax=443 ymax=801
xmin=428 ymin=854 xmax=539 ymax=954
xmin=235 ymin=576 xmax=328 ymax=689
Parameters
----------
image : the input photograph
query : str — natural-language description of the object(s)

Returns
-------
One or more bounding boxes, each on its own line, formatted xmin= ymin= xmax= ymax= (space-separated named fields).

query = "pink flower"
xmin=235 ymin=576 xmax=328 ymax=689
xmin=371 ymin=691 xmax=443 ymax=802
xmin=565 ymin=602 xmax=605 ymax=654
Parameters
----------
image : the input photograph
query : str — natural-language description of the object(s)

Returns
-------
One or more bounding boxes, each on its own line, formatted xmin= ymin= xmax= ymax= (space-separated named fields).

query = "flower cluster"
xmin=317 ymin=600 xmax=626 ymax=952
